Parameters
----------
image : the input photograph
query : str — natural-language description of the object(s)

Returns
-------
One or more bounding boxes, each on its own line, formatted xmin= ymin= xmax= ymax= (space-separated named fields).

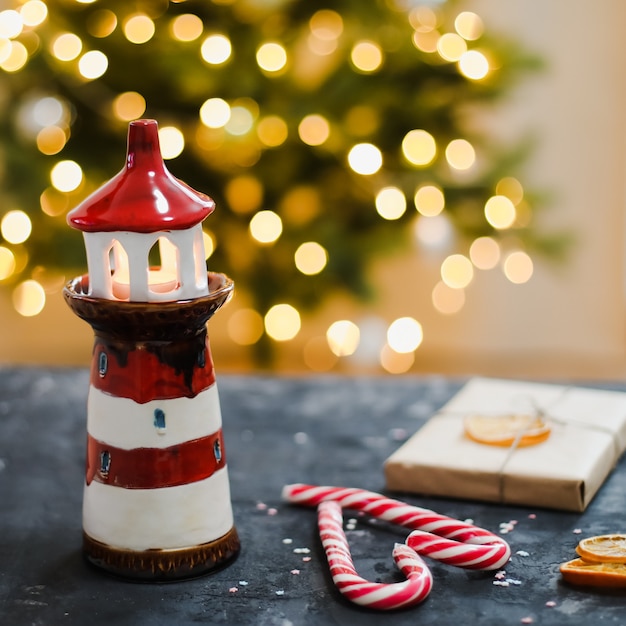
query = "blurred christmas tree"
xmin=0 ymin=0 xmax=560 ymax=368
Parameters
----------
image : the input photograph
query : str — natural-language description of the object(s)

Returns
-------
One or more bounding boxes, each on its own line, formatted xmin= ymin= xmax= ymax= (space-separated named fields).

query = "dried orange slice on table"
xmin=576 ymin=534 xmax=626 ymax=564
xmin=463 ymin=414 xmax=551 ymax=447
xmin=560 ymin=558 xmax=626 ymax=588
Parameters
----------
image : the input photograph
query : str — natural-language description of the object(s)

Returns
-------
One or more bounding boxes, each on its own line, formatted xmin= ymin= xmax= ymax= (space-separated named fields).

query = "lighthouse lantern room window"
xmin=67 ymin=119 xmax=215 ymax=303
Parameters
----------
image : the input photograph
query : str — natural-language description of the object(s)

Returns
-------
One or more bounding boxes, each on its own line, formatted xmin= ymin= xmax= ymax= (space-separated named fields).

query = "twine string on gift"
xmin=508 ymin=388 xmax=622 ymax=469
xmin=545 ymin=414 xmax=622 ymax=468
xmin=445 ymin=386 xmax=623 ymax=503
xmin=492 ymin=391 xmax=568 ymax=503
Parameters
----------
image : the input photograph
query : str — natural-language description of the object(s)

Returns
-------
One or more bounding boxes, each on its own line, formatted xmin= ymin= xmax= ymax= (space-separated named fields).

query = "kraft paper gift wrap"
xmin=384 ymin=377 xmax=626 ymax=512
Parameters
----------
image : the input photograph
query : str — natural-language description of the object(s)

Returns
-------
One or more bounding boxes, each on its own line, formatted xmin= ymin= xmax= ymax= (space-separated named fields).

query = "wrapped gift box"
xmin=384 ymin=377 xmax=626 ymax=512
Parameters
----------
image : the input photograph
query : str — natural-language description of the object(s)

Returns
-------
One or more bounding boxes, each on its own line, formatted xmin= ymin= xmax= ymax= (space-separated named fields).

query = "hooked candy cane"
xmin=283 ymin=483 xmax=510 ymax=571
xmin=318 ymin=500 xmax=433 ymax=610
xmin=405 ymin=530 xmax=507 ymax=570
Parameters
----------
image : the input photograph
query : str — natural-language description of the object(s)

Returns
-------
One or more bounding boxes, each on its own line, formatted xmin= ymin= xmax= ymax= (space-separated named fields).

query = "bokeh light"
xmin=402 ymin=129 xmax=436 ymax=166
xmin=20 ymin=1 xmax=48 ymax=27
xmin=32 ymin=96 xmax=65 ymax=127
xmin=414 ymin=184 xmax=444 ymax=216
xmin=113 ymin=91 xmax=146 ymax=121
xmin=36 ymin=126 xmax=67 ymax=155
xmin=264 ymin=304 xmax=301 ymax=341
xmin=123 ymin=14 xmax=155 ymax=44
xmin=469 ymin=236 xmax=500 ymax=269
xmin=13 ymin=279 xmax=46 ymax=317
xmin=432 ymin=280 xmax=465 ymax=314
xmin=440 ymin=254 xmax=473 ymax=288
xmin=225 ymin=105 xmax=254 ymax=135
xmin=445 ymin=139 xmax=476 ymax=170
xmin=387 ymin=317 xmax=423 ymax=353
xmin=51 ymin=33 xmax=82 ymax=60
xmin=281 ymin=186 xmax=321 ymax=225
xmin=1 ymin=210 xmax=32 ymax=244
xmin=495 ymin=176 xmax=524 ymax=205
xmin=225 ymin=175 xmax=263 ymax=214
xmin=327 ymin=320 xmax=360 ymax=357
xmin=458 ymin=50 xmax=489 ymax=80
xmin=256 ymin=42 xmax=287 ymax=73
xmin=249 ymin=210 xmax=282 ymax=244
xmin=201 ymin=34 xmax=232 ymax=64
xmin=78 ymin=50 xmax=108 ymax=79
xmin=503 ymin=250 xmax=533 ymax=284
xmin=455 ymin=12 xmax=483 ymax=41
xmin=228 ymin=308 xmax=264 ymax=345
xmin=347 ymin=143 xmax=383 ymax=175
xmin=40 ymin=187 xmax=69 ymax=217
xmin=412 ymin=29 xmax=440 ymax=53
xmin=484 ymin=195 xmax=516 ymax=229
xmin=200 ymin=97 xmax=231 ymax=128
xmin=409 ymin=5 xmax=438 ymax=28
xmin=159 ymin=126 xmax=185 ymax=159
xmin=298 ymin=114 xmax=330 ymax=146
xmin=375 ymin=187 xmax=406 ymax=220
xmin=351 ymin=40 xmax=383 ymax=72
xmin=87 ymin=9 xmax=117 ymax=38
xmin=310 ymin=9 xmax=343 ymax=40
xmin=170 ymin=14 xmax=203 ymax=42
xmin=437 ymin=32 xmax=467 ymax=61
xmin=50 ymin=160 xmax=83 ymax=192
xmin=257 ymin=115 xmax=288 ymax=147
xmin=380 ymin=344 xmax=415 ymax=374
xmin=294 ymin=241 xmax=328 ymax=275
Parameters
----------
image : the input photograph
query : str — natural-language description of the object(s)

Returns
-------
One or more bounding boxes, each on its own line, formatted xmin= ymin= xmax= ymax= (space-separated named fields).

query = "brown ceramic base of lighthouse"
xmin=83 ymin=527 xmax=240 ymax=582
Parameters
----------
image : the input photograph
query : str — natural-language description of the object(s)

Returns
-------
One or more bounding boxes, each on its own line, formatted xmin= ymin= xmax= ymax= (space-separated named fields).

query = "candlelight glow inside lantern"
xmin=63 ymin=119 xmax=240 ymax=581
xmin=70 ymin=120 xmax=212 ymax=303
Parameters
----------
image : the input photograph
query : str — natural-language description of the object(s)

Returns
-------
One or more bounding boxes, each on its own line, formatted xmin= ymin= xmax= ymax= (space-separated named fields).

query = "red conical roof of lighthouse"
xmin=67 ymin=119 xmax=215 ymax=233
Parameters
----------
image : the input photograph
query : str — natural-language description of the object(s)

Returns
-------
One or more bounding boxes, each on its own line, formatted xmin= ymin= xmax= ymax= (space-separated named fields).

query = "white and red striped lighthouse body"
xmin=65 ymin=272 xmax=239 ymax=580
xmin=85 ymin=330 xmax=235 ymax=562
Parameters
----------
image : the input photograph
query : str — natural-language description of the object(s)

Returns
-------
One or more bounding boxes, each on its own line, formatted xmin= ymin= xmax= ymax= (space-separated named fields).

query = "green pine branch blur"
xmin=0 ymin=0 xmax=568 ymax=364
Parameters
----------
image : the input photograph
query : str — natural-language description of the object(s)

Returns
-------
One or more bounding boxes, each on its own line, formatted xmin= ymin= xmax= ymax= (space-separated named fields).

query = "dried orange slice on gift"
xmin=560 ymin=558 xmax=626 ymax=588
xmin=575 ymin=534 xmax=626 ymax=564
xmin=464 ymin=414 xmax=551 ymax=448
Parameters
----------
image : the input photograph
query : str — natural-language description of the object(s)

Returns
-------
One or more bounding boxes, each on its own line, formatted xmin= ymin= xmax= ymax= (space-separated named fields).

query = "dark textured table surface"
xmin=2 ymin=367 xmax=626 ymax=625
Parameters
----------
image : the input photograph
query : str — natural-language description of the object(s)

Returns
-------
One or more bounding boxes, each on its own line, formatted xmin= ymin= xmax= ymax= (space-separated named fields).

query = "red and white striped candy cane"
xmin=283 ymin=484 xmax=510 ymax=571
xmin=318 ymin=500 xmax=433 ymax=610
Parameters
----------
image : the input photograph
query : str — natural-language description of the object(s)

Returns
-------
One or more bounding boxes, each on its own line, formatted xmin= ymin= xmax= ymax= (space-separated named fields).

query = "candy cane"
xmin=404 ymin=530 xmax=507 ymax=570
xmin=283 ymin=484 xmax=510 ymax=570
xmin=318 ymin=501 xmax=433 ymax=610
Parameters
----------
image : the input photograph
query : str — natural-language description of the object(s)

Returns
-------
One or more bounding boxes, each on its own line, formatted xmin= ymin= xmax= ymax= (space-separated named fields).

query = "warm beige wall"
xmin=415 ymin=0 xmax=626 ymax=379
xmin=1 ymin=0 xmax=626 ymax=381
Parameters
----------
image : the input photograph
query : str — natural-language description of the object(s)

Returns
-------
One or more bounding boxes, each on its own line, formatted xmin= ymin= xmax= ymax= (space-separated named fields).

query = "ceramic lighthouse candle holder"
xmin=63 ymin=119 xmax=240 ymax=581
